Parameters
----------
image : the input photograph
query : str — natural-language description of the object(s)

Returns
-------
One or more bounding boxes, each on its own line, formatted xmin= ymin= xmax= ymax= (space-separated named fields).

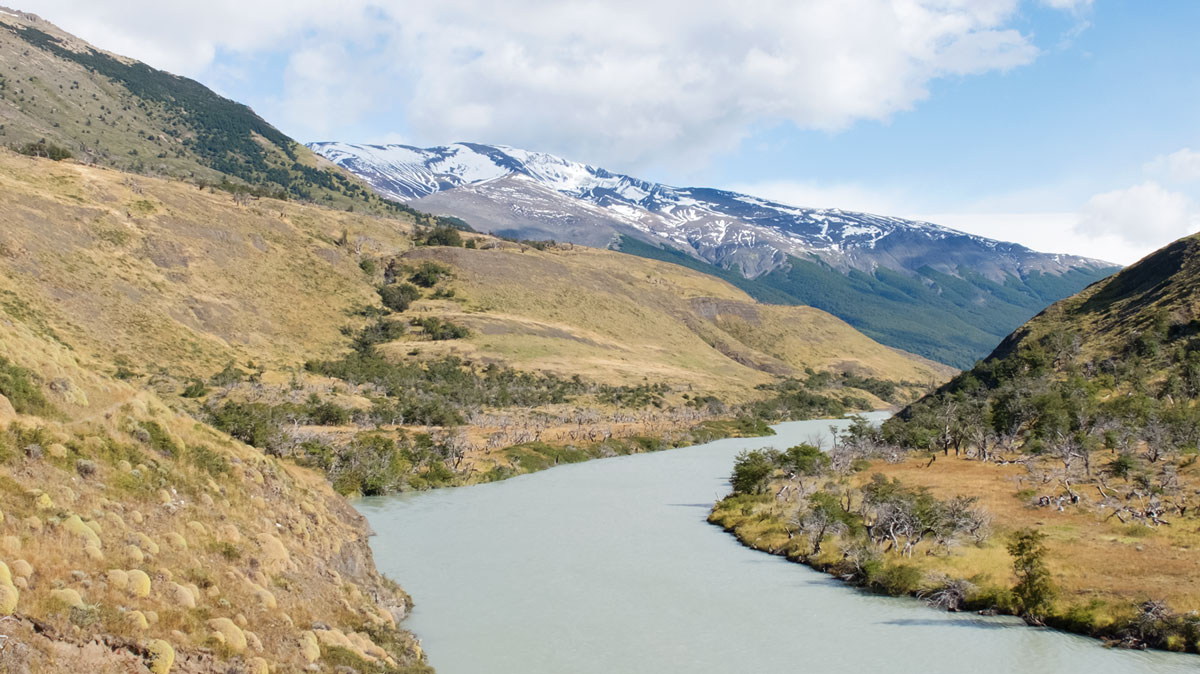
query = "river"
xmin=357 ymin=415 xmax=1194 ymax=673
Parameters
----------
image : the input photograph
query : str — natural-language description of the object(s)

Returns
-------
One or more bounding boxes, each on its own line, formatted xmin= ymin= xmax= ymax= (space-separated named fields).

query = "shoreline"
xmin=707 ymin=492 xmax=1200 ymax=656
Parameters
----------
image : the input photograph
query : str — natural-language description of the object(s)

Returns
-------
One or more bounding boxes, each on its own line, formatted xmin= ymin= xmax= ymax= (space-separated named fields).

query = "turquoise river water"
xmin=357 ymin=414 xmax=1194 ymax=673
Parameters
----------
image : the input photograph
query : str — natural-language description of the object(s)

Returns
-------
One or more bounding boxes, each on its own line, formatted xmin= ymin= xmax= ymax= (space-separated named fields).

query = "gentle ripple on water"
xmin=357 ymin=414 xmax=1196 ymax=674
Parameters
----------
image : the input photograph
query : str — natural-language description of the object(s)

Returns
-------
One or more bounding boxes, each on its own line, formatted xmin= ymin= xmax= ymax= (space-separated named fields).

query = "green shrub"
xmin=208 ymin=361 xmax=249 ymax=387
xmin=137 ymin=420 xmax=180 ymax=458
xmin=208 ymin=541 xmax=241 ymax=561
xmin=327 ymin=434 xmax=412 ymax=496
xmin=729 ymin=449 xmax=780 ymax=494
xmin=409 ymin=262 xmax=451 ymax=288
xmin=0 ymin=357 xmax=52 ymax=415
xmin=869 ymin=562 xmax=924 ymax=596
xmin=188 ymin=444 xmax=229 ymax=477
xmin=415 ymin=227 xmax=463 ymax=247
xmin=413 ymin=317 xmax=469 ymax=341
xmin=782 ymin=443 xmax=830 ymax=476
xmin=181 ymin=379 xmax=208 ymax=398
xmin=206 ymin=400 xmax=279 ymax=449
xmin=305 ymin=395 xmax=352 ymax=425
xmin=354 ymin=319 xmax=408 ymax=350
xmin=1008 ymin=528 xmax=1057 ymax=622
xmin=378 ymin=283 xmax=421 ymax=312
xmin=15 ymin=140 xmax=71 ymax=160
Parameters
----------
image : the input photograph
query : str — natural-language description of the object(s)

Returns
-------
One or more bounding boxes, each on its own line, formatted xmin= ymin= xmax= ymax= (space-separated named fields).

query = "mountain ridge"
xmin=309 ymin=141 xmax=1121 ymax=367
xmin=308 ymin=141 xmax=1112 ymax=273
xmin=0 ymin=8 xmax=429 ymax=217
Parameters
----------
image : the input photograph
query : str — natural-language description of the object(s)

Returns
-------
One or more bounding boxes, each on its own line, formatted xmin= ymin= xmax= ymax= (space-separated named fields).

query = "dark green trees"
xmin=1007 ymin=528 xmax=1056 ymax=624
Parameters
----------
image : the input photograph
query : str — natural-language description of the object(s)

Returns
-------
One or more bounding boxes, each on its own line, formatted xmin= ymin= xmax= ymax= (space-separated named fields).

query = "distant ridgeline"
xmin=619 ymin=236 xmax=1111 ymax=369
xmin=886 ymin=231 xmax=1200 ymax=459
xmin=309 ymin=142 xmax=1120 ymax=369
xmin=0 ymin=15 xmax=465 ymax=227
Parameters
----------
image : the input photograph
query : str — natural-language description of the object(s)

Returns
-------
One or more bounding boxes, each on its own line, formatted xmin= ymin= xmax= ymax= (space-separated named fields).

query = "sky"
xmin=16 ymin=0 xmax=1200 ymax=265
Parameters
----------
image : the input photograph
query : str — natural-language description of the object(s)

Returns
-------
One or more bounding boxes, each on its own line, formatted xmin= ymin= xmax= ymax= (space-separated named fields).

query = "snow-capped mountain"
xmin=309 ymin=140 xmax=1120 ymax=368
xmin=308 ymin=141 xmax=1112 ymax=281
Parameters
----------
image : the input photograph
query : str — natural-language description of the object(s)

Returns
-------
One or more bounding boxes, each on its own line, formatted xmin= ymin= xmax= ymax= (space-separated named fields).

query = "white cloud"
xmin=725 ymin=174 xmax=1200 ymax=266
xmin=912 ymin=181 xmax=1200 ymax=266
xmin=1078 ymin=181 xmax=1200 ymax=247
xmin=17 ymin=0 xmax=1057 ymax=166
xmin=915 ymin=212 xmax=1135 ymax=264
xmin=1039 ymin=0 xmax=1093 ymax=10
xmin=1146 ymin=148 xmax=1200 ymax=184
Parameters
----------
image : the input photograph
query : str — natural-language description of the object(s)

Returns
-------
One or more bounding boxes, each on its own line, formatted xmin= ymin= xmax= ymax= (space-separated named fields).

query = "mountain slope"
xmin=713 ymin=234 xmax=1200 ymax=653
xmin=0 ymin=8 xmax=423 ymax=217
xmin=891 ymin=230 xmax=1200 ymax=428
xmin=0 ymin=289 xmax=429 ymax=672
xmin=309 ymin=141 xmax=1120 ymax=368
xmin=396 ymin=244 xmax=955 ymax=396
xmin=0 ymin=148 xmax=949 ymax=401
xmin=873 ymin=232 xmax=1200 ymax=644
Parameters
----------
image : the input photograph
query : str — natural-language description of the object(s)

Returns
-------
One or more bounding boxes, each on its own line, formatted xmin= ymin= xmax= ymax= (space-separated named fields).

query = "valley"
xmin=0 ymin=144 xmax=947 ymax=670
xmin=0 ymin=4 xmax=1193 ymax=673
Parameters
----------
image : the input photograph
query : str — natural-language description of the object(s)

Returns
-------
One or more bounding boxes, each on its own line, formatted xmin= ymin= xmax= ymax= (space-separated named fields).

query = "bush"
xmin=869 ymin=562 xmax=924 ymax=596
xmin=15 ymin=140 xmax=71 ymax=160
xmin=359 ymin=258 xmax=377 ymax=275
xmin=413 ymin=317 xmax=469 ymax=341
xmin=377 ymin=283 xmax=421 ymax=312
xmin=782 ymin=443 xmax=830 ymax=476
xmin=729 ymin=449 xmax=779 ymax=494
xmin=137 ymin=420 xmax=180 ymax=458
xmin=409 ymin=261 xmax=451 ymax=288
xmin=327 ymin=434 xmax=411 ymax=496
xmin=208 ymin=361 xmax=249 ymax=387
xmin=0 ymin=357 xmax=52 ymax=415
xmin=1008 ymin=528 xmax=1056 ymax=623
xmin=415 ymin=227 xmax=463 ymax=247
xmin=181 ymin=379 xmax=208 ymax=398
xmin=206 ymin=400 xmax=279 ymax=449
xmin=188 ymin=444 xmax=229 ymax=476
xmin=305 ymin=394 xmax=352 ymax=425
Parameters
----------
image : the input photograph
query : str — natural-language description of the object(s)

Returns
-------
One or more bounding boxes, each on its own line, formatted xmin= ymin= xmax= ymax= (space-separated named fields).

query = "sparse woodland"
xmin=713 ymin=236 xmax=1200 ymax=653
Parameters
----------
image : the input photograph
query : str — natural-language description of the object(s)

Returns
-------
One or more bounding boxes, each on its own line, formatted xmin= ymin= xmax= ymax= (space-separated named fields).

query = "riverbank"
xmin=356 ymin=415 xmax=1193 ymax=674
xmin=708 ymin=448 xmax=1200 ymax=655
xmin=453 ymin=417 xmax=774 ymax=486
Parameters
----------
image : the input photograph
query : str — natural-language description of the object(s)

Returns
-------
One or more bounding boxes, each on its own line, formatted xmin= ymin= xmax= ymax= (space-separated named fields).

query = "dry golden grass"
xmin=717 ymin=449 xmax=1200 ymax=634
xmin=873 ymin=454 xmax=1200 ymax=610
xmin=0 ymin=317 xmax=427 ymax=672
xmin=0 ymin=150 xmax=420 ymax=379
xmin=401 ymin=245 xmax=954 ymax=397
xmin=0 ymin=148 xmax=947 ymax=405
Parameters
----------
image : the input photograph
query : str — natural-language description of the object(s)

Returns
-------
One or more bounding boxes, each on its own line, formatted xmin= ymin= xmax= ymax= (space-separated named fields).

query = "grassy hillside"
xmin=0 ymin=284 xmax=428 ymax=671
xmin=0 ymin=149 xmax=948 ymax=392
xmin=0 ymin=142 xmax=952 ymax=670
xmin=0 ymin=147 xmax=952 ymax=488
xmin=618 ymin=236 xmax=1119 ymax=368
xmin=710 ymin=232 xmax=1200 ymax=654
xmin=398 ymin=245 xmax=954 ymax=397
xmin=0 ymin=8 xmax=450 ymax=220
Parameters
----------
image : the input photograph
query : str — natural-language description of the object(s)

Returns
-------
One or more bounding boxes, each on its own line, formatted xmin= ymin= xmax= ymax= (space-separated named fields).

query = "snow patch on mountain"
xmin=309 ymin=140 xmax=1115 ymax=279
